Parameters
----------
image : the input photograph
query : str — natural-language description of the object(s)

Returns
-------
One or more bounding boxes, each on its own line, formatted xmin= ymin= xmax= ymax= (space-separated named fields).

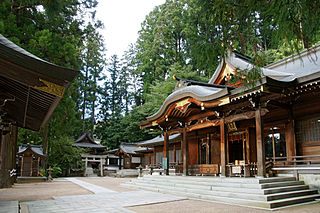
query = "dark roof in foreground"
xmin=0 ymin=34 xmax=79 ymax=131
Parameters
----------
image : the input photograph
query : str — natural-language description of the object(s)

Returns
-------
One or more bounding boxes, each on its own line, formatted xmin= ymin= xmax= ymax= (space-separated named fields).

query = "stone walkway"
xmin=22 ymin=178 xmax=186 ymax=213
xmin=0 ymin=201 xmax=19 ymax=213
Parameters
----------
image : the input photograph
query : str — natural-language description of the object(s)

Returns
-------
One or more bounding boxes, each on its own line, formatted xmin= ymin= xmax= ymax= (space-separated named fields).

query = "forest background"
xmin=1 ymin=0 xmax=319 ymax=176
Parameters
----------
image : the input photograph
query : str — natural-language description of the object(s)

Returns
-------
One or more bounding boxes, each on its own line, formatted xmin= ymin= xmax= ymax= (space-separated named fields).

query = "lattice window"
xmin=169 ymin=150 xmax=174 ymax=163
xmin=176 ymin=150 xmax=181 ymax=163
xmin=296 ymin=118 xmax=320 ymax=143
xmin=156 ymin=152 xmax=163 ymax=165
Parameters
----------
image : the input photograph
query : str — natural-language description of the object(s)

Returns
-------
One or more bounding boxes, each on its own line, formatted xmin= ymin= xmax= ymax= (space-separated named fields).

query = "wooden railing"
xmin=266 ymin=155 xmax=320 ymax=179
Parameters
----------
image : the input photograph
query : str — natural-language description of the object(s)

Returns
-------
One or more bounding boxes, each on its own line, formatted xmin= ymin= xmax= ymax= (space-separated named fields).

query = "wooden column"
xmin=256 ymin=107 xmax=266 ymax=177
xmin=220 ymin=118 xmax=227 ymax=177
xmin=173 ymin=144 xmax=176 ymax=163
xmin=0 ymin=132 xmax=11 ymax=187
xmin=100 ymin=158 xmax=103 ymax=177
xmin=182 ymin=126 xmax=188 ymax=176
xmin=10 ymin=126 xmax=18 ymax=184
xmin=118 ymin=154 xmax=122 ymax=170
xmin=163 ymin=131 xmax=169 ymax=175
xmin=286 ymin=119 xmax=296 ymax=159
xmin=153 ymin=148 xmax=156 ymax=166
xmin=246 ymin=129 xmax=251 ymax=163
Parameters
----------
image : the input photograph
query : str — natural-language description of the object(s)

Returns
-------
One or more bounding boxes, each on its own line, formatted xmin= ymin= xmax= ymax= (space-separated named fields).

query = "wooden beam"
xmin=256 ymin=107 xmax=266 ymax=177
xmin=220 ymin=118 xmax=227 ymax=177
xmin=182 ymin=126 xmax=188 ymax=175
xmin=186 ymin=111 xmax=216 ymax=122
xmin=224 ymin=108 xmax=269 ymax=123
xmin=187 ymin=120 xmax=220 ymax=132
xmin=268 ymin=100 xmax=290 ymax=110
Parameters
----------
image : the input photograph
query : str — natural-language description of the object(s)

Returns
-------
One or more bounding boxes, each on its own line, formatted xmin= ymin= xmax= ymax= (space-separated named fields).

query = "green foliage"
xmin=48 ymin=165 xmax=62 ymax=178
xmin=47 ymin=136 xmax=84 ymax=177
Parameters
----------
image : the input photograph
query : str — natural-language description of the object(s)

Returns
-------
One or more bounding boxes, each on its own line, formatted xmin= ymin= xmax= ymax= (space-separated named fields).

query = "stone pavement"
xmin=22 ymin=178 xmax=186 ymax=213
xmin=0 ymin=201 xmax=19 ymax=213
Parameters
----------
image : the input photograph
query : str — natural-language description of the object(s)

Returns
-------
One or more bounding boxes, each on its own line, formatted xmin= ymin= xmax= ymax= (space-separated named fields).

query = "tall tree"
xmin=80 ymin=21 xmax=105 ymax=134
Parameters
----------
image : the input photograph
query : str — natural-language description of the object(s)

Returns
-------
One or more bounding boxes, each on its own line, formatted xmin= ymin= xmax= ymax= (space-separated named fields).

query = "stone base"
xmin=17 ymin=176 xmax=47 ymax=183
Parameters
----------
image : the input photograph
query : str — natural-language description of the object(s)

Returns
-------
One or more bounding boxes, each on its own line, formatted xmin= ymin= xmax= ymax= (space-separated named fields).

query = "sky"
xmin=96 ymin=0 xmax=166 ymax=59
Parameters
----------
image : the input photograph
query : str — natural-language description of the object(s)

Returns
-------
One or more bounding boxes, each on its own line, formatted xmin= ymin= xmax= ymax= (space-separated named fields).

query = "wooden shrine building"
xmin=0 ymin=34 xmax=78 ymax=187
xmin=17 ymin=144 xmax=46 ymax=177
xmin=74 ymin=132 xmax=107 ymax=176
xmin=116 ymin=143 xmax=143 ymax=169
xmin=139 ymin=45 xmax=320 ymax=181
xmin=137 ymin=134 xmax=181 ymax=169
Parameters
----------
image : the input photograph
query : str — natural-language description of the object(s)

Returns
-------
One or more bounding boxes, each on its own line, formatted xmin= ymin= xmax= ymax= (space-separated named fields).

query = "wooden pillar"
xmin=100 ymin=158 xmax=103 ymax=177
xmin=286 ymin=119 xmax=296 ymax=159
xmin=246 ymin=129 xmax=251 ymax=163
xmin=173 ymin=144 xmax=176 ymax=163
xmin=118 ymin=154 xmax=122 ymax=170
xmin=163 ymin=131 xmax=169 ymax=175
xmin=256 ymin=107 xmax=266 ymax=177
xmin=272 ymin=129 xmax=276 ymax=162
xmin=0 ymin=132 xmax=11 ymax=188
xmin=182 ymin=126 xmax=188 ymax=176
xmin=153 ymin=147 xmax=156 ymax=166
xmin=220 ymin=118 xmax=227 ymax=177
xmin=41 ymin=123 xmax=49 ymax=169
xmin=10 ymin=126 xmax=18 ymax=184
xmin=85 ymin=157 xmax=88 ymax=176
xmin=206 ymin=135 xmax=210 ymax=164
xmin=30 ymin=154 xmax=33 ymax=176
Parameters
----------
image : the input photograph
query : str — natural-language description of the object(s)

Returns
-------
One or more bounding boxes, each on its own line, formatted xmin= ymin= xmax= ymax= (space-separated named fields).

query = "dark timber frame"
xmin=0 ymin=34 xmax=78 ymax=188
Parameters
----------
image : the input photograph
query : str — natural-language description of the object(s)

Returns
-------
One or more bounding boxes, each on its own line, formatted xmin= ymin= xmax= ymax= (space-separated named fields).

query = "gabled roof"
xmin=265 ymin=44 xmax=320 ymax=82
xmin=0 ymin=34 xmax=79 ymax=131
xmin=17 ymin=144 xmax=46 ymax=157
xmin=74 ymin=132 xmax=105 ymax=149
xmin=117 ymin=142 xmax=140 ymax=155
xmin=137 ymin=133 xmax=181 ymax=147
xmin=208 ymin=51 xmax=293 ymax=85
xmin=134 ymin=147 xmax=153 ymax=153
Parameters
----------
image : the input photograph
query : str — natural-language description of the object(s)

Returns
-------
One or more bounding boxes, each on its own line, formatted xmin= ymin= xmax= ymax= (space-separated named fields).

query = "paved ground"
xmin=0 ymin=180 xmax=92 ymax=202
xmin=23 ymin=177 xmax=185 ymax=213
xmin=127 ymin=199 xmax=320 ymax=213
xmin=0 ymin=177 xmax=319 ymax=213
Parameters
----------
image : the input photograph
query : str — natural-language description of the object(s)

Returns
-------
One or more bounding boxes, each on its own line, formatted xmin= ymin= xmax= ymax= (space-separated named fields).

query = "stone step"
xmin=136 ymin=177 xmax=305 ymax=191
xmin=122 ymin=183 xmax=271 ymax=208
xmin=141 ymin=175 xmax=261 ymax=184
xmin=127 ymin=181 xmax=319 ymax=202
xmin=258 ymin=177 xmax=296 ymax=184
xmin=134 ymin=178 xmax=312 ymax=196
xmin=138 ymin=177 xmax=262 ymax=189
xmin=268 ymin=194 xmax=320 ymax=208
xmin=132 ymin=179 xmax=264 ymax=194
xmin=261 ymin=181 xmax=305 ymax=189
xmin=140 ymin=175 xmax=299 ymax=186
xmin=123 ymin=182 xmax=320 ymax=209
xmin=263 ymin=185 xmax=309 ymax=195
xmin=266 ymin=189 xmax=318 ymax=201
xmin=127 ymin=181 xmax=268 ymax=201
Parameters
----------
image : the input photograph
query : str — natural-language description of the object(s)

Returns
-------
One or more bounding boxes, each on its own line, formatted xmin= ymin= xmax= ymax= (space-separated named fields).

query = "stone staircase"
xmin=122 ymin=175 xmax=320 ymax=209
